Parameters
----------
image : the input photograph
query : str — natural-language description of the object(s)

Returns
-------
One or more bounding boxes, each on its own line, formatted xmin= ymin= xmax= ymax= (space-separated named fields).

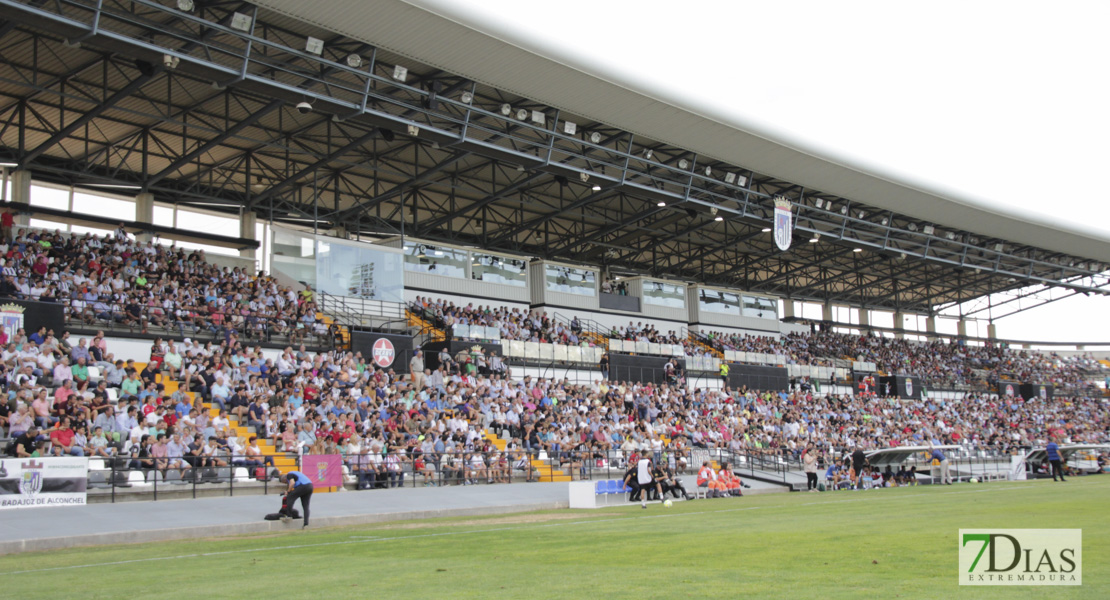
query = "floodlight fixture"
xmin=516 ymin=108 xmax=528 ymax=120
xmin=177 ymin=0 xmax=195 ymax=11
xmin=563 ymin=121 xmax=577 ymax=135
xmin=589 ymin=132 xmax=602 ymax=144
xmin=678 ymin=159 xmax=689 ymax=170
xmin=500 ymin=103 xmax=512 ymax=116
xmin=230 ymin=12 xmax=253 ymax=32
xmin=923 ymin=225 xmax=935 ymax=235
xmin=724 ymin=173 xmax=736 ymax=184
xmin=305 ymin=37 xmax=324 ymax=55
xmin=657 ymin=201 xmax=667 ymax=207
xmin=346 ymin=54 xmax=363 ymax=68
xmin=460 ymin=91 xmax=473 ymax=104
xmin=392 ymin=65 xmax=408 ymax=82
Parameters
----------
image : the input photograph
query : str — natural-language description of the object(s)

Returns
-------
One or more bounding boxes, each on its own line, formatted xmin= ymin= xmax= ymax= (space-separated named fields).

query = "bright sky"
xmin=416 ymin=0 xmax=1110 ymax=345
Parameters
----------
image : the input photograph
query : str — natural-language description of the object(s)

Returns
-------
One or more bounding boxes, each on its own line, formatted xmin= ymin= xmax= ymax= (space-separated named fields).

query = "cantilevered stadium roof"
xmin=0 ymin=0 xmax=1107 ymax=316
xmin=256 ymin=0 xmax=1110 ymax=264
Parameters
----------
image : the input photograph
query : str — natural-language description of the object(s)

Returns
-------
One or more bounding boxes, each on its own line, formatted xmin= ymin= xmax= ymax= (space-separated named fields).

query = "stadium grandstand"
xmin=0 ymin=0 xmax=1108 ymax=551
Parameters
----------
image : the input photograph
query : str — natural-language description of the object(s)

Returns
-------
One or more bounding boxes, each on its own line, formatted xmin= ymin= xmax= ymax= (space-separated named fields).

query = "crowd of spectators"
xmin=411 ymin=290 xmax=1100 ymax=394
xmin=0 ymin=225 xmax=332 ymax=345
xmin=0 ymin=228 xmax=1106 ymax=492
xmin=697 ymin=329 xmax=1102 ymax=391
xmin=4 ymin=311 xmax=1107 ymax=491
xmin=409 ymin=296 xmax=593 ymax=346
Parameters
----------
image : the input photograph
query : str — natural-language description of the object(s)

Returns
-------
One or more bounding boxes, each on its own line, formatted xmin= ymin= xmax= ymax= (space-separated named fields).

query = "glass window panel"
xmin=403 ymin=241 xmax=466 ymax=278
xmin=73 ymin=193 xmax=135 ymax=220
xmin=643 ymin=281 xmax=686 ymax=308
xmin=742 ymin=295 xmax=778 ymax=318
xmin=29 ymin=185 xmax=69 ymax=210
xmin=471 ymin=252 xmax=527 ymax=287
xmin=544 ymin=264 xmax=596 ymax=296
xmin=699 ymin=289 xmax=740 ymax=315
xmin=153 ymin=205 xmax=175 ymax=227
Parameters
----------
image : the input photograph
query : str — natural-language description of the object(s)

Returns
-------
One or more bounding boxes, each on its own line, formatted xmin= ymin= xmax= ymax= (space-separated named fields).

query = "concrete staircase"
xmin=686 ymin=332 xmax=724 ymax=359
xmin=155 ymin=373 xmax=298 ymax=476
xmin=406 ymin=309 xmax=446 ymax=343
xmin=483 ymin=431 xmax=571 ymax=482
xmin=316 ymin=311 xmax=350 ymax=350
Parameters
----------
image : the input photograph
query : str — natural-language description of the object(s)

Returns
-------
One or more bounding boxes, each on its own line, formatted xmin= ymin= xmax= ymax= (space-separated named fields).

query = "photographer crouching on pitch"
xmin=279 ymin=471 xmax=314 ymax=528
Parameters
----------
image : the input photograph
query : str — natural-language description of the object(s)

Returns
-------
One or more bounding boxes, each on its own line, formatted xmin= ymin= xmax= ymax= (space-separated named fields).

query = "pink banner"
xmin=301 ymin=454 xmax=343 ymax=488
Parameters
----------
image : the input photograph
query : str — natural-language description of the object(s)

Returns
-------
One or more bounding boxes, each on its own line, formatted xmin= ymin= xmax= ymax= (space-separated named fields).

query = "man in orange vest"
xmin=696 ymin=461 xmax=721 ymax=498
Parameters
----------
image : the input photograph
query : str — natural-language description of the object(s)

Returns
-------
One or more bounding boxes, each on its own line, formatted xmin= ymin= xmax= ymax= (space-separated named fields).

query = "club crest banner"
xmin=0 ymin=457 xmax=88 ymax=509
xmin=301 ymin=454 xmax=343 ymax=488
xmin=773 ymin=197 xmax=793 ymax=251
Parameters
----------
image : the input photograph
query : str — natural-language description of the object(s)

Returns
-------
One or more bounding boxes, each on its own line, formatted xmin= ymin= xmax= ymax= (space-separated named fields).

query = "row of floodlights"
xmin=177 ymin=1 xmax=751 ymax=188
xmin=810 ymin=197 xmax=1010 ymax=250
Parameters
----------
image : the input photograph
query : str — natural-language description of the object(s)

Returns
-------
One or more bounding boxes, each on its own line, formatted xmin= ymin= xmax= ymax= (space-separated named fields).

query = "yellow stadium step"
xmin=316 ymin=312 xmax=351 ymax=349
xmin=483 ymin=431 xmax=507 ymax=451
xmin=406 ymin=309 xmax=446 ymax=342
xmin=1100 ymin=359 xmax=1110 ymax=369
xmin=687 ymin=334 xmax=724 ymax=359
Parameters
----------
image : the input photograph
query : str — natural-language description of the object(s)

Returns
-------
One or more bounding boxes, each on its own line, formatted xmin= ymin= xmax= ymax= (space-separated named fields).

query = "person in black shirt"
xmin=621 ymin=464 xmax=641 ymax=501
xmin=660 ymin=465 xmax=690 ymax=500
xmin=851 ymin=447 xmax=868 ymax=490
xmin=599 ymin=353 xmax=609 ymax=381
xmin=7 ymin=426 xmax=39 ymax=457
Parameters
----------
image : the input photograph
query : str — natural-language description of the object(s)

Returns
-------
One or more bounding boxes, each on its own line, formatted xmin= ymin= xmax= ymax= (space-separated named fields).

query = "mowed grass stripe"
xmin=2 ymin=478 xmax=1105 ymax=599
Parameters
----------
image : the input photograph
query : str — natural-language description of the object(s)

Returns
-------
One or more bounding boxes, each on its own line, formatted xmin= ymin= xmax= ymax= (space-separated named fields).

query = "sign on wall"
xmin=0 ymin=457 xmax=88 ymax=509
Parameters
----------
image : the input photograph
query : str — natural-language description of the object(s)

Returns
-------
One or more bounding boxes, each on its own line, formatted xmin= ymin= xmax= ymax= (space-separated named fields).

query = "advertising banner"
xmin=0 ymin=457 xmax=88 ymax=509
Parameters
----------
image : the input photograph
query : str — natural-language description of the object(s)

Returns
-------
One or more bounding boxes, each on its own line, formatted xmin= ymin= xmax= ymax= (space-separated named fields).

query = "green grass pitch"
xmin=2 ymin=478 xmax=1106 ymax=599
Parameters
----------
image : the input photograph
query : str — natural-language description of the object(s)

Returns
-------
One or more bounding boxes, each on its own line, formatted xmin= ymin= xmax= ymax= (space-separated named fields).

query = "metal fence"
xmin=76 ymin=442 xmax=1053 ymax=502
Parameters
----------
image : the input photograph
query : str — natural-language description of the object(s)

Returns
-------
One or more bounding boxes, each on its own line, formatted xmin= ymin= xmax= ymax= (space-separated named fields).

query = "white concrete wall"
xmin=100 ymin=336 xmax=282 ymax=364
xmin=689 ymin=323 xmax=782 ymax=340
xmin=206 ymin=253 xmax=257 ymax=276
xmin=404 ymin=288 xmax=529 ymax=313
xmin=405 ymin=270 xmax=530 ymax=304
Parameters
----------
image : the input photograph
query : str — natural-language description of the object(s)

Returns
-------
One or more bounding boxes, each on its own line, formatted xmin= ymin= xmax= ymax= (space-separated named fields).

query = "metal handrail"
xmin=54 ymin=297 xmax=335 ymax=347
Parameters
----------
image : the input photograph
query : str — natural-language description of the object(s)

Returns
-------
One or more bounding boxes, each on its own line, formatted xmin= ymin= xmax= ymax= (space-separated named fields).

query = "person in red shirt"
xmin=50 ymin=417 xmax=83 ymax=456
xmin=1 ymin=209 xmax=13 ymax=244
